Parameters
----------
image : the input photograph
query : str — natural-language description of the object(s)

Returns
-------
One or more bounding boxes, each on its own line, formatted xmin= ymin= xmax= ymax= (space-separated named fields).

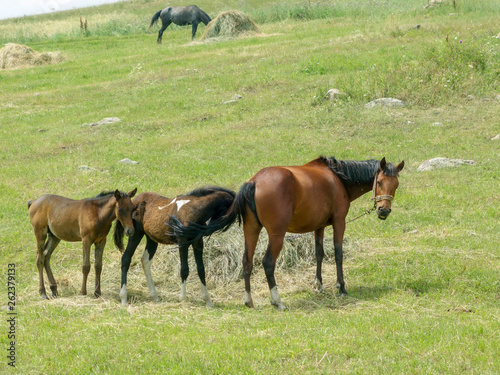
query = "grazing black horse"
xmin=149 ymin=5 xmax=212 ymax=43
xmin=114 ymin=186 xmax=236 ymax=307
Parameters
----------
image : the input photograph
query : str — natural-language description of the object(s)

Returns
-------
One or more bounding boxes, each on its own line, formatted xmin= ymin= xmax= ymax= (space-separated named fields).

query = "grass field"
xmin=1 ymin=0 xmax=499 ymax=373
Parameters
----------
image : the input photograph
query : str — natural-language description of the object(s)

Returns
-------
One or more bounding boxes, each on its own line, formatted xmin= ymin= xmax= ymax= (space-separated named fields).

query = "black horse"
xmin=149 ymin=5 xmax=212 ymax=43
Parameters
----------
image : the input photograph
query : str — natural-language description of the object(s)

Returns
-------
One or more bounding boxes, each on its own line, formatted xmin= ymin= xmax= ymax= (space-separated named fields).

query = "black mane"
xmin=318 ymin=156 xmax=399 ymax=185
xmin=183 ymin=186 xmax=236 ymax=199
xmin=94 ymin=191 xmax=115 ymax=198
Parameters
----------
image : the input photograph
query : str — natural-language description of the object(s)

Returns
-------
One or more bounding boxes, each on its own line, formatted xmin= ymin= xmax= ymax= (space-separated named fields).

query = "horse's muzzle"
xmin=377 ymin=207 xmax=391 ymax=220
xmin=125 ymin=227 xmax=135 ymax=237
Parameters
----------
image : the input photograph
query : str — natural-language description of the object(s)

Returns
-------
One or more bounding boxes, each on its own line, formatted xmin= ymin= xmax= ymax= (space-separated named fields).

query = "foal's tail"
xmin=149 ymin=9 xmax=162 ymax=29
xmin=167 ymin=182 xmax=259 ymax=244
xmin=113 ymin=221 xmax=125 ymax=253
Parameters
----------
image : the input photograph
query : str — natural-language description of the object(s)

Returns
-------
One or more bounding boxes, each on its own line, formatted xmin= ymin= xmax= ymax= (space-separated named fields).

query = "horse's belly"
xmin=48 ymin=224 xmax=82 ymax=242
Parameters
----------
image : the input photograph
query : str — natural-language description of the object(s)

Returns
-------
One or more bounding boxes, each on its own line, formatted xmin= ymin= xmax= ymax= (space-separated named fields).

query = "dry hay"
xmin=0 ymin=43 xmax=64 ymax=70
xmin=201 ymin=10 xmax=261 ymax=42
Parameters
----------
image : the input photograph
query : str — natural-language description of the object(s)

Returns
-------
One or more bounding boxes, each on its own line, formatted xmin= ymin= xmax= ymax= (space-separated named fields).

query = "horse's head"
xmin=373 ymin=158 xmax=404 ymax=220
xmin=114 ymin=188 xmax=137 ymax=236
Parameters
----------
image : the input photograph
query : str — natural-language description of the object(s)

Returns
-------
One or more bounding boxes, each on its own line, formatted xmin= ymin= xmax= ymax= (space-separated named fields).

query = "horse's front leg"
xmin=94 ymin=239 xmax=106 ymax=297
xmin=141 ymin=236 xmax=159 ymax=302
xmin=120 ymin=232 xmax=143 ymax=306
xmin=81 ymin=238 xmax=92 ymax=296
xmin=191 ymin=22 xmax=199 ymax=39
xmin=333 ymin=219 xmax=348 ymax=295
xmin=314 ymin=227 xmax=326 ymax=292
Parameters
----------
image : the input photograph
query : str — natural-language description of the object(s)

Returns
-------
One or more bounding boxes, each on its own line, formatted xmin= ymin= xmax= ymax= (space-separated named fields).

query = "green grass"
xmin=1 ymin=0 xmax=499 ymax=373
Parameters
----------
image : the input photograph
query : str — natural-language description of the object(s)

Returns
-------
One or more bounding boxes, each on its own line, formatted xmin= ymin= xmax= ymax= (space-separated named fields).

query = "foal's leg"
xmin=120 ymin=231 xmax=144 ymax=306
xmin=192 ymin=238 xmax=213 ymax=307
xmin=262 ymin=232 xmax=286 ymax=311
xmin=81 ymin=238 xmax=92 ymax=296
xmin=43 ymin=233 xmax=61 ymax=298
xmin=242 ymin=218 xmax=262 ymax=308
xmin=35 ymin=230 xmax=49 ymax=299
xmin=333 ymin=218 xmax=348 ymax=295
xmin=314 ymin=227 xmax=326 ymax=292
xmin=140 ymin=237 xmax=159 ymax=302
xmin=93 ymin=239 xmax=106 ymax=297
xmin=191 ymin=22 xmax=199 ymax=39
xmin=157 ymin=20 xmax=171 ymax=43
xmin=178 ymin=242 xmax=190 ymax=302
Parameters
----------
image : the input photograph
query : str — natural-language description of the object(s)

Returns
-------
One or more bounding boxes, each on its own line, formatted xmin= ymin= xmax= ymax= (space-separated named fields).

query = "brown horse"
xmin=171 ymin=156 xmax=404 ymax=310
xmin=113 ymin=186 xmax=235 ymax=307
xmin=28 ymin=189 xmax=137 ymax=299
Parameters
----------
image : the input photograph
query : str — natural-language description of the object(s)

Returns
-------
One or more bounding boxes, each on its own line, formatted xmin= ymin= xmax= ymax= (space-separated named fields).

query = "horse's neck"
xmin=344 ymin=180 xmax=374 ymax=202
xmin=96 ymin=196 xmax=117 ymax=223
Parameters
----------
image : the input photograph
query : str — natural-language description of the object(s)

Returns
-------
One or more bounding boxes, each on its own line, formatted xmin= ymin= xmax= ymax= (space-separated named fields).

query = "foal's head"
xmin=114 ymin=188 xmax=137 ymax=236
xmin=373 ymin=158 xmax=404 ymax=220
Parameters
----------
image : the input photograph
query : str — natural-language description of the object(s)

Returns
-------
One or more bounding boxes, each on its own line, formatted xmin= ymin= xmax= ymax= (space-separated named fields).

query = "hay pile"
xmin=0 ymin=43 xmax=64 ymax=70
xmin=201 ymin=10 xmax=260 ymax=41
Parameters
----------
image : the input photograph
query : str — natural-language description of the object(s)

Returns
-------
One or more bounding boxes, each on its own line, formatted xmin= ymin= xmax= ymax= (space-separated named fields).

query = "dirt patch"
xmin=200 ymin=10 xmax=261 ymax=42
xmin=0 ymin=43 xmax=64 ymax=70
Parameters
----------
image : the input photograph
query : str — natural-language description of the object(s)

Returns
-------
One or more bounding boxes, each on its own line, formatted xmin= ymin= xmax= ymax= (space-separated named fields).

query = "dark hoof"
xmin=41 ymin=293 xmax=49 ymax=300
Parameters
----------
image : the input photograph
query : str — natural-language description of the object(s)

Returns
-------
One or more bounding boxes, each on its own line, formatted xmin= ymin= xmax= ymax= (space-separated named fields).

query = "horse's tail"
xmin=149 ymin=9 xmax=162 ymax=29
xmin=27 ymin=200 xmax=33 ymax=210
xmin=167 ymin=182 xmax=258 ymax=244
xmin=113 ymin=220 xmax=125 ymax=253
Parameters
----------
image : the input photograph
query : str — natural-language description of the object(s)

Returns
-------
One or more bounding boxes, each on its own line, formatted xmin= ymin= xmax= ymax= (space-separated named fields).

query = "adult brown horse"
xmin=170 ymin=156 xmax=404 ymax=310
xmin=28 ymin=189 xmax=137 ymax=299
xmin=113 ymin=186 xmax=235 ymax=307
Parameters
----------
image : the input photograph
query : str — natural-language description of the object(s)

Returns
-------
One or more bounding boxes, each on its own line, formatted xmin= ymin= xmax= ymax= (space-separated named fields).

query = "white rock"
xmin=365 ymin=98 xmax=405 ymax=108
xmin=118 ymin=158 xmax=139 ymax=165
xmin=417 ymin=158 xmax=477 ymax=171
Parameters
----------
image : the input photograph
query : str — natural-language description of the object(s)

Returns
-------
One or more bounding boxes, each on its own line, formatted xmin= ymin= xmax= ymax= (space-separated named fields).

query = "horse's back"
xmin=250 ymin=163 xmax=349 ymax=233
xmin=28 ymin=195 xmax=84 ymax=241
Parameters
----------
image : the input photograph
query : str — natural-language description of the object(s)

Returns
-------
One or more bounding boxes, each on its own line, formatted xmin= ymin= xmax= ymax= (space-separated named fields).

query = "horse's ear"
xmin=397 ymin=161 xmax=405 ymax=172
xmin=128 ymin=188 xmax=137 ymax=198
xmin=114 ymin=190 xmax=122 ymax=200
xmin=379 ymin=157 xmax=387 ymax=171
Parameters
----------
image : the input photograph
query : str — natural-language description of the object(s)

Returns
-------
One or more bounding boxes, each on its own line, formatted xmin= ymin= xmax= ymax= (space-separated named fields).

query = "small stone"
xmin=118 ymin=158 xmax=139 ymax=165
xmin=78 ymin=165 xmax=96 ymax=172
xmin=365 ymin=98 xmax=405 ymax=108
xmin=491 ymin=134 xmax=500 ymax=140
xmin=417 ymin=158 xmax=477 ymax=171
xmin=327 ymin=89 xmax=342 ymax=100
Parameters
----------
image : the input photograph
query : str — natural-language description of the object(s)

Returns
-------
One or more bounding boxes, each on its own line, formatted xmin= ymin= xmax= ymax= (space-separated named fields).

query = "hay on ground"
xmin=0 ymin=43 xmax=64 ymax=70
xmin=201 ymin=10 xmax=260 ymax=41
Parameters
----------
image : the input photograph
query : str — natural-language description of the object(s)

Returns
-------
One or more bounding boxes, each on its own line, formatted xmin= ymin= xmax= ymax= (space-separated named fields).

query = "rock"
xmin=118 ymin=158 xmax=139 ymax=165
xmin=78 ymin=165 xmax=96 ymax=172
xmin=82 ymin=117 xmax=121 ymax=127
xmin=223 ymin=100 xmax=238 ymax=104
xmin=365 ymin=98 xmax=405 ymax=108
xmin=327 ymin=89 xmax=342 ymax=100
xmin=417 ymin=158 xmax=477 ymax=171
xmin=491 ymin=134 xmax=500 ymax=140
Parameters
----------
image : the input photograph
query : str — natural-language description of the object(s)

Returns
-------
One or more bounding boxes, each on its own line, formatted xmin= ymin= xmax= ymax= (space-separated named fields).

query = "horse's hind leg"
xmin=193 ymin=238 xmax=213 ymax=307
xmin=157 ymin=20 xmax=171 ymax=43
xmin=93 ymin=239 xmax=106 ymax=297
xmin=178 ymin=243 xmax=190 ymax=302
xmin=35 ymin=231 xmax=49 ymax=299
xmin=242 ymin=218 xmax=262 ymax=308
xmin=141 ymin=237 xmax=159 ymax=302
xmin=262 ymin=233 xmax=286 ymax=311
xmin=314 ymin=227 xmax=326 ymax=292
xmin=43 ymin=233 xmax=61 ymax=298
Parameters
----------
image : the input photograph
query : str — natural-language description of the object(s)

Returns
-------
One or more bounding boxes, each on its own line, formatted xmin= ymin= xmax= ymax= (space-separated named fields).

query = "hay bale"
xmin=201 ymin=10 xmax=260 ymax=41
xmin=0 ymin=43 xmax=64 ymax=70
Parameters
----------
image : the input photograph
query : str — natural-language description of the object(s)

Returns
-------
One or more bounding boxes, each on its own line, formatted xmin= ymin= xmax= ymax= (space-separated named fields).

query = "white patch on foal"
xmin=175 ymin=199 xmax=190 ymax=211
xmin=158 ymin=198 xmax=176 ymax=210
